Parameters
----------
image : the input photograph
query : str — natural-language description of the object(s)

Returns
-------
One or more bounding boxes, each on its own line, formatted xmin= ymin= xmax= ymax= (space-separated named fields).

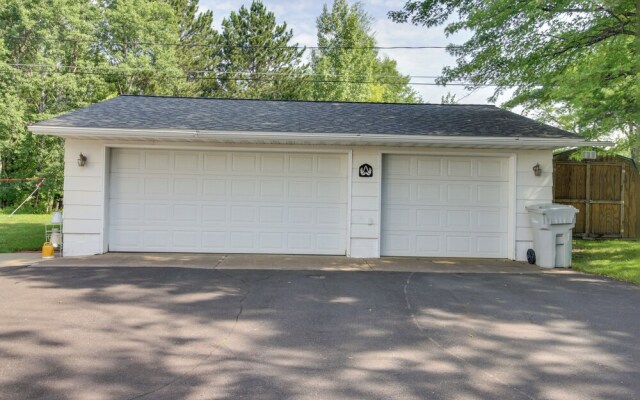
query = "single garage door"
xmin=109 ymin=149 xmax=348 ymax=254
xmin=381 ymin=154 xmax=510 ymax=258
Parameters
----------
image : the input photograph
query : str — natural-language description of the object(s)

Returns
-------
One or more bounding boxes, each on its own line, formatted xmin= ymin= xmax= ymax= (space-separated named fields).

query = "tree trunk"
xmin=629 ymin=123 xmax=640 ymax=163
xmin=631 ymin=143 xmax=640 ymax=164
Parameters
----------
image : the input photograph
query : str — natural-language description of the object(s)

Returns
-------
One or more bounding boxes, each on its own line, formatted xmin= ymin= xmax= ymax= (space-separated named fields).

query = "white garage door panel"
xmin=109 ymin=150 xmax=348 ymax=254
xmin=381 ymin=155 xmax=509 ymax=258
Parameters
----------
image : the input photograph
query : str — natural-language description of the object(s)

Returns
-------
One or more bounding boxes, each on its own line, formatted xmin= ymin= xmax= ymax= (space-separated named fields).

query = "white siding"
xmin=61 ymin=139 xmax=554 ymax=261
xmin=349 ymin=148 xmax=380 ymax=257
xmin=62 ymin=140 xmax=107 ymax=256
xmin=514 ymin=150 xmax=554 ymax=260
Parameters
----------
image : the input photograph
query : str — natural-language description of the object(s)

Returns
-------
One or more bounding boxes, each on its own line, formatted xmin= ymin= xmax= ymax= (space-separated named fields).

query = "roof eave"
xmin=28 ymin=125 xmax=612 ymax=149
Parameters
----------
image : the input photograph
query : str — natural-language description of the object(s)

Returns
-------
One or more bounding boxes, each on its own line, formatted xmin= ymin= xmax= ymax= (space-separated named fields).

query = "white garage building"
xmin=29 ymin=95 xmax=598 ymax=260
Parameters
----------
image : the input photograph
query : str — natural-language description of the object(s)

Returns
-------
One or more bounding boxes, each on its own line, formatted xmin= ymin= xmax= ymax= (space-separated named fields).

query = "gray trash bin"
xmin=525 ymin=204 xmax=579 ymax=268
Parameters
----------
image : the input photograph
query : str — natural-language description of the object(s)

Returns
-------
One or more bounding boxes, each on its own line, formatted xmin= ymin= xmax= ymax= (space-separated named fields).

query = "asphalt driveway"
xmin=0 ymin=265 xmax=638 ymax=399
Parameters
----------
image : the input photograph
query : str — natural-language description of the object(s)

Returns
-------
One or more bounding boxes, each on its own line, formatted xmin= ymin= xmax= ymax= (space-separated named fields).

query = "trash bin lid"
xmin=526 ymin=203 xmax=578 ymax=224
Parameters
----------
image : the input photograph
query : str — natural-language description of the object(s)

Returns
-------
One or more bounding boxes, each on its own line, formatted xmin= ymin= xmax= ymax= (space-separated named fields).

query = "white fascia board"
xmin=27 ymin=125 xmax=613 ymax=149
xmin=29 ymin=125 xmax=196 ymax=138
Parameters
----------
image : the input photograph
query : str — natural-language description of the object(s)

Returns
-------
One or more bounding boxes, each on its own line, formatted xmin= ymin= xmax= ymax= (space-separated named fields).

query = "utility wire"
xmin=6 ymin=63 xmax=453 ymax=81
xmin=4 ymin=66 xmax=498 ymax=86
xmin=5 ymin=35 xmax=460 ymax=50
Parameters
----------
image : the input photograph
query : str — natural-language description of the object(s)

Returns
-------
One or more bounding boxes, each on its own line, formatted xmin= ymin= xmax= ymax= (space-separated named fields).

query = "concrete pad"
xmin=37 ymin=252 xmax=227 ymax=269
xmin=0 ymin=252 xmax=43 ymax=268
xmin=217 ymin=254 xmax=371 ymax=271
xmin=366 ymin=257 xmax=542 ymax=273
xmin=36 ymin=252 xmax=543 ymax=273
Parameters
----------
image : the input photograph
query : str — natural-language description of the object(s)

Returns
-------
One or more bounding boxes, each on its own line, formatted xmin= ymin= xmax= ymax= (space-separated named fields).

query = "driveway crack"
xmin=362 ymin=258 xmax=375 ymax=271
xmin=212 ymin=255 xmax=227 ymax=269
xmin=234 ymin=285 xmax=250 ymax=325
xmin=124 ymin=273 xmax=255 ymax=400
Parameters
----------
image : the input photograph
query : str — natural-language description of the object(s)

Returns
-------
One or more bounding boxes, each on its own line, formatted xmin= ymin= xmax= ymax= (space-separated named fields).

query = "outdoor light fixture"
xmin=533 ymin=163 xmax=542 ymax=177
xmin=51 ymin=211 xmax=62 ymax=224
xmin=77 ymin=153 xmax=87 ymax=167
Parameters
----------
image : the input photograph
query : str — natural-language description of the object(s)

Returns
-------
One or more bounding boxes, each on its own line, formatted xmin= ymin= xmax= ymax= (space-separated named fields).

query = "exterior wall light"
xmin=533 ymin=163 xmax=542 ymax=177
xmin=51 ymin=211 xmax=63 ymax=224
xmin=78 ymin=153 xmax=87 ymax=167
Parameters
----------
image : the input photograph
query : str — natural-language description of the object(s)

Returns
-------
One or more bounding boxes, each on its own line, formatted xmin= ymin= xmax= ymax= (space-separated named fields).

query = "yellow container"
xmin=42 ymin=242 xmax=55 ymax=259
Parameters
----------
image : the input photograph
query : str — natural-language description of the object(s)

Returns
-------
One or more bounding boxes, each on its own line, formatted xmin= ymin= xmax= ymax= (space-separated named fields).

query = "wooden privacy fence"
xmin=553 ymin=154 xmax=640 ymax=239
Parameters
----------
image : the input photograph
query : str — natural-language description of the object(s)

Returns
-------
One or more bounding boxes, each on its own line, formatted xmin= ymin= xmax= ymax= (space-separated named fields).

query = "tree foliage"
xmin=97 ymin=0 xmax=189 ymax=95
xmin=0 ymin=0 xmax=190 ymax=208
xmin=389 ymin=0 xmax=639 ymax=160
xmin=0 ymin=0 xmax=109 ymax=208
xmin=214 ymin=1 xmax=307 ymax=100
xmin=169 ymin=0 xmax=219 ymax=96
xmin=0 ymin=0 xmax=420 ymax=209
xmin=311 ymin=0 xmax=420 ymax=103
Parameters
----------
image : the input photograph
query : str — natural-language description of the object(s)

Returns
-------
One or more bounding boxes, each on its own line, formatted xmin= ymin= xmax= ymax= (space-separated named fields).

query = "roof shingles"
xmin=35 ymin=95 xmax=578 ymax=139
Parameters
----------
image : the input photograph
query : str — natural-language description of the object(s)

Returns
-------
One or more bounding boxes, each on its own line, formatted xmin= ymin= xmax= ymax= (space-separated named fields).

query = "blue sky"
xmin=199 ymin=0 xmax=505 ymax=104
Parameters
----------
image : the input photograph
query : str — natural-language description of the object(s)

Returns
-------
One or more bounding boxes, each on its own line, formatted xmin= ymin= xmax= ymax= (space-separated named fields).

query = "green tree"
xmin=311 ymin=0 xmax=420 ymax=103
xmin=168 ymin=0 xmax=220 ymax=96
xmin=215 ymin=1 xmax=307 ymax=99
xmin=97 ymin=0 xmax=189 ymax=95
xmin=0 ymin=0 xmax=197 ymax=208
xmin=371 ymin=57 xmax=420 ymax=103
xmin=440 ymin=92 xmax=458 ymax=105
xmin=0 ymin=0 xmax=109 ymax=209
xmin=389 ymin=0 xmax=639 ymax=160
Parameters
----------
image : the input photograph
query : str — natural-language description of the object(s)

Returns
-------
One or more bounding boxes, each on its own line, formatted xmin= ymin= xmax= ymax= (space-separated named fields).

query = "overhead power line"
xmin=4 ymin=64 xmax=503 ymax=86
xmin=5 ymin=35 xmax=460 ymax=50
xmin=6 ymin=69 xmax=481 ymax=86
xmin=6 ymin=63 xmax=452 ymax=81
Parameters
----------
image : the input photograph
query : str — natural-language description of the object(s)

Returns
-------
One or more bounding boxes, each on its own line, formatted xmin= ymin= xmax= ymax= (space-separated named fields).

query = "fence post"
xmin=584 ymin=162 xmax=591 ymax=238
xmin=621 ymin=166 xmax=626 ymax=237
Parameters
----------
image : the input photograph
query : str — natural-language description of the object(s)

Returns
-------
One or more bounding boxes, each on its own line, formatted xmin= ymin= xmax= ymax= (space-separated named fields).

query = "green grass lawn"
xmin=0 ymin=211 xmax=50 ymax=253
xmin=572 ymin=239 xmax=640 ymax=285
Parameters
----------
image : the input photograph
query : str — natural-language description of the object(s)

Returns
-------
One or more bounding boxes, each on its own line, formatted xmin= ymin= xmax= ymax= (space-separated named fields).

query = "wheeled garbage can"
xmin=525 ymin=204 xmax=579 ymax=268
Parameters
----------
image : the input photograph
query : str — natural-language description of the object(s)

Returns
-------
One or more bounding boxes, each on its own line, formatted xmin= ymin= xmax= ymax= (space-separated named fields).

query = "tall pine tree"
xmin=169 ymin=0 xmax=219 ymax=96
xmin=215 ymin=1 xmax=307 ymax=100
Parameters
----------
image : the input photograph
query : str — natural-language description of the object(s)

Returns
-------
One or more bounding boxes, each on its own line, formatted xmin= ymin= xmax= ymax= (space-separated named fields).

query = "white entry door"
xmin=108 ymin=149 xmax=348 ymax=254
xmin=381 ymin=154 xmax=510 ymax=258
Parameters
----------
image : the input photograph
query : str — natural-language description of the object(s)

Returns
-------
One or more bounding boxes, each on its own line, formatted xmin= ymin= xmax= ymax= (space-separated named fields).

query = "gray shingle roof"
xmin=35 ymin=95 xmax=578 ymax=138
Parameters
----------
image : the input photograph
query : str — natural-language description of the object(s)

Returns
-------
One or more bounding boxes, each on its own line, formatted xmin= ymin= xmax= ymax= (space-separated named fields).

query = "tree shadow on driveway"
xmin=0 ymin=266 xmax=639 ymax=400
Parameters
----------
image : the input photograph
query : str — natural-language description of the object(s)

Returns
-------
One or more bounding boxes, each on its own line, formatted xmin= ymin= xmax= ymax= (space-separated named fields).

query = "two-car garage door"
xmin=381 ymin=154 xmax=509 ymax=258
xmin=108 ymin=149 xmax=348 ymax=254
